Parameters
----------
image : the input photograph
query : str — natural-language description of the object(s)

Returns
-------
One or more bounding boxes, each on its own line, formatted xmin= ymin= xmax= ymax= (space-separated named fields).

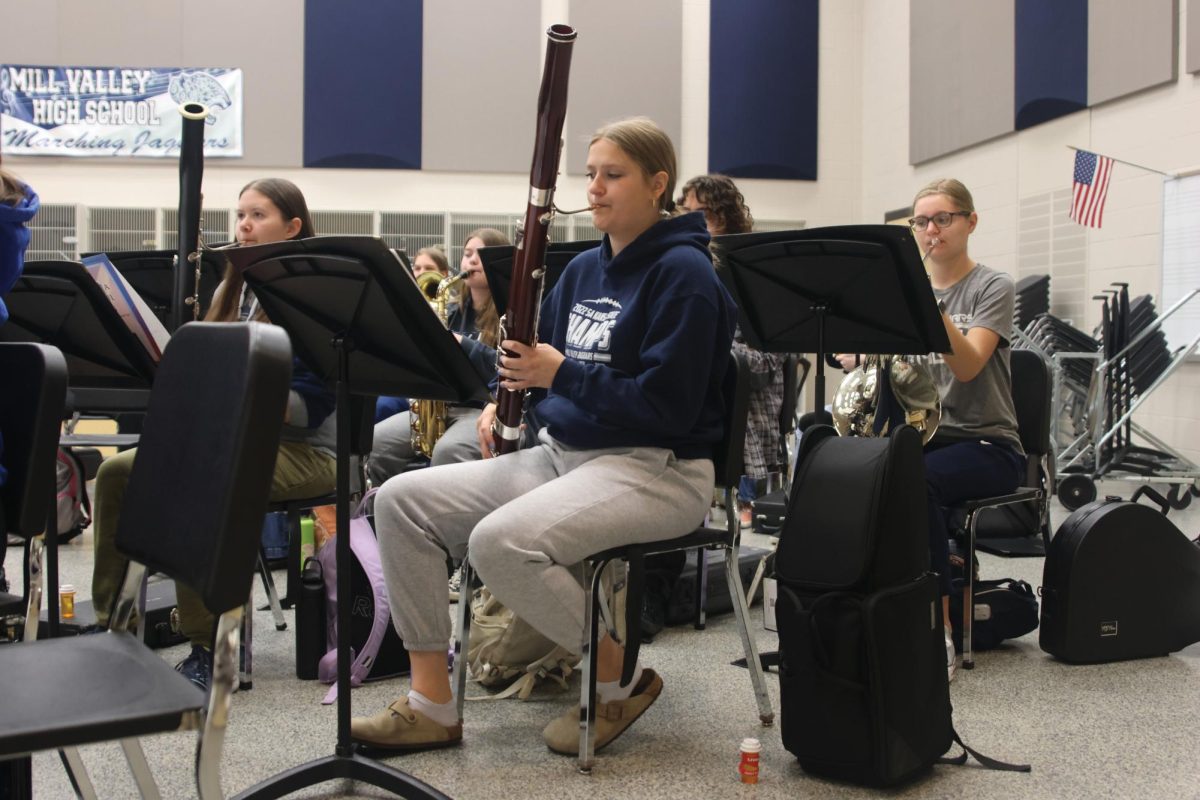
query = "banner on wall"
xmin=0 ymin=65 xmax=243 ymax=158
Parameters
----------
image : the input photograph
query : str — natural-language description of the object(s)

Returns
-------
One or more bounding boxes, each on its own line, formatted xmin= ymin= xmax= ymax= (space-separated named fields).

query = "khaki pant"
xmin=91 ymin=441 xmax=335 ymax=645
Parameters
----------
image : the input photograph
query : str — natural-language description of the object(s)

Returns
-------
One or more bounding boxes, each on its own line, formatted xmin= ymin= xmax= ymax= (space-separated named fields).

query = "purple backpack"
xmin=315 ymin=491 xmax=409 ymax=703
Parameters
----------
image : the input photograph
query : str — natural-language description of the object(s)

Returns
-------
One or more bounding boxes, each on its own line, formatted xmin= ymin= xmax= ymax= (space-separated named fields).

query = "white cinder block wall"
xmin=8 ymin=0 xmax=1199 ymax=466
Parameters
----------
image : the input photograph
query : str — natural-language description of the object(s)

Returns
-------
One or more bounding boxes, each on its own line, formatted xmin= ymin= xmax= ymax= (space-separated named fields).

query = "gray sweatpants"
xmin=374 ymin=429 xmax=714 ymax=653
xmin=367 ymin=406 xmax=484 ymax=486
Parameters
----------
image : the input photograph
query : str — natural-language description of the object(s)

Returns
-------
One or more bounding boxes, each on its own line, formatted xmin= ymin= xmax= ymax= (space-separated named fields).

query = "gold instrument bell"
xmin=831 ymin=355 xmax=941 ymax=444
xmin=410 ymin=272 xmax=466 ymax=458
xmin=415 ymin=269 xmax=442 ymax=301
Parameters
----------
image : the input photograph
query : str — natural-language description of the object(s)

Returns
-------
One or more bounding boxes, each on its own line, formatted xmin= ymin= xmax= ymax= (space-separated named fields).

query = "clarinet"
xmin=172 ymin=102 xmax=208 ymax=331
xmin=491 ymin=24 xmax=577 ymax=455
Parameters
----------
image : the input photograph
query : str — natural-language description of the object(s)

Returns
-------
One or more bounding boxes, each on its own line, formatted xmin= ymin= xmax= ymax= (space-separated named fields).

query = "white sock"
xmin=408 ymin=689 xmax=458 ymax=727
xmin=597 ymin=664 xmax=644 ymax=704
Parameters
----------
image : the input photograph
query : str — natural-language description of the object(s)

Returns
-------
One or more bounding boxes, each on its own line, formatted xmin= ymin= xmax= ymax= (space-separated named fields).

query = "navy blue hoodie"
xmin=0 ymin=182 xmax=39 ymax=327
xmin=531 ymin=212 xmax=736 ymax=459
xmin=0 ymin=180 xmax=38 ymax=486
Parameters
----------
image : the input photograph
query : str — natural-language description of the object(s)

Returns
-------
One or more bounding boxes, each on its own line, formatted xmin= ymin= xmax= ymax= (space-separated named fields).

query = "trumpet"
xmin=410 ymin=273 xmax=467 ymax=458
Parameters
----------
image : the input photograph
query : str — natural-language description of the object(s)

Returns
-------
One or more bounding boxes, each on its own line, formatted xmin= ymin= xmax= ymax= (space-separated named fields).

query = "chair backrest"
xmin=116 ymin=322 xmax=292 ymax=616
xmin=0 ymin=343 xmax=67 ymax=537
xmin=713 ymin=350 xmax=752 ymax=489
xmin=1010 ymin=349 xmax=1051 ymax=459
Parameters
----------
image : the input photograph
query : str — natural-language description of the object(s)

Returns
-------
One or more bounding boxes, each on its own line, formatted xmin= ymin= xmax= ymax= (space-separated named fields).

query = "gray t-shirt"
xmin=928 ymin=263 xmax=1023 ymax=453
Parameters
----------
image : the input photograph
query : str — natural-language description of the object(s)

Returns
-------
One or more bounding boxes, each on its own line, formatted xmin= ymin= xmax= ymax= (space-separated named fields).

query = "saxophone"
xmin=410 ymin=273 xmax=466 ymax=458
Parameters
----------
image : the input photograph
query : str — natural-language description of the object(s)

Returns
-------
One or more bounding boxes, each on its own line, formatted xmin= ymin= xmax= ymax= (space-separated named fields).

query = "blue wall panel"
xmin=303 ymin=0 xmax=422 ymax=169
xmin=1014 ymin=0 xmax=1087 ymax=130
xmin=708 ymin=0 xmax=818 ymax=180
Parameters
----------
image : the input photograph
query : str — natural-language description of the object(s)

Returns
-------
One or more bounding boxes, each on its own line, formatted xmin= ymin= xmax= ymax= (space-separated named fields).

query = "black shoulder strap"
xmin=938 ymin=726 xmax=1031 ymax=773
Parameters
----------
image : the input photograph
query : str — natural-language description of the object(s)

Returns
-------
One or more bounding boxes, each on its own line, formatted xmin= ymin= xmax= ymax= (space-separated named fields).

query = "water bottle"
xmin=295 ymin=557 xmax=325 ymax=680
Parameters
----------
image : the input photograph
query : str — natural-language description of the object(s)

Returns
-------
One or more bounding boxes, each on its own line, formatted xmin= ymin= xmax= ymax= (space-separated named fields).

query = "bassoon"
xmin=491 ymin=23 xmax=577 ymax=455
xmin=172 ymin=102 xmax=208 ymax=331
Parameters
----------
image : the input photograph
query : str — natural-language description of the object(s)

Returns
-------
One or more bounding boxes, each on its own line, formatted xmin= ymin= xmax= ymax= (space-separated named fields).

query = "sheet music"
xmin=81 ymin=253 xmax=171 ymax=362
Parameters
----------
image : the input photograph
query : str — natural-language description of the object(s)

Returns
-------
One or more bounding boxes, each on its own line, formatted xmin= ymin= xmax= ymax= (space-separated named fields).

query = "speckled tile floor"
xmin=6 ymin=481 xmax=1199 ymax=799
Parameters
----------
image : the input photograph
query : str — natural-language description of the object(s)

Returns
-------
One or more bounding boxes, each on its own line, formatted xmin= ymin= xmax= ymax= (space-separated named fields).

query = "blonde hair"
xmin=590 ymin=117 xmax=678 ymax=213
xmin=913 ymin=178 xmax=975 ymax=214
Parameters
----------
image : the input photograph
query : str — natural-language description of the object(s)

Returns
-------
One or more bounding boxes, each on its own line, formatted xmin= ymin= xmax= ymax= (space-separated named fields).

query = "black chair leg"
xmin=694 ymin=546 xmax=708 ymax=630
xmin=283 ymin=505 xmax=302 ymax=608
xmin=963 ymin=510 xmax=977 ymax=670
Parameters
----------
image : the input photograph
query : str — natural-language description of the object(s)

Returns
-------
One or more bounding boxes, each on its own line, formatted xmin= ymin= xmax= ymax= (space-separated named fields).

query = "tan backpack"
xmin=466 ymin=565 xmax=627 ymax=701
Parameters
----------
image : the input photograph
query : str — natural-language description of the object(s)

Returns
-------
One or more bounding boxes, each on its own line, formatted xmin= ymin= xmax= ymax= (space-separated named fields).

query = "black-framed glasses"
xmin=908 ymin=211 xmax=970 ymax=231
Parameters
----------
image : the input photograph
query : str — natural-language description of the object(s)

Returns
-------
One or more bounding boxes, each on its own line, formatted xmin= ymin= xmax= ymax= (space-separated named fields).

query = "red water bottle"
xmin=739 ymin=737 xmax=761 ymax=784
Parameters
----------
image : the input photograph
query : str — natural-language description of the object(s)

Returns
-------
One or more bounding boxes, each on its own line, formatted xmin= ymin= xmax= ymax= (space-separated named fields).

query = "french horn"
xmin=831 ymin=354 xmax=941 ymax=444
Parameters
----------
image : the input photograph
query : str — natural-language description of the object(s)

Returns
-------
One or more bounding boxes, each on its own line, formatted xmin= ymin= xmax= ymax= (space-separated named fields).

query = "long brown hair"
xmin=415 ymin=245 xmax=450 ymax=276
xmin=463 ymin=227 xmax=508 ymax=348
xmin=205 ymin=178 xmax=314 ymax=323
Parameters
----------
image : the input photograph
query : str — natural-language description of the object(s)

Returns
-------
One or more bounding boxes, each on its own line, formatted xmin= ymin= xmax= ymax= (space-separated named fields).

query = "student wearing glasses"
xmin=836 ymin=178 xmax=1023 ymax=681
xmin=910 ymin=178 xmax=1024 ymax=680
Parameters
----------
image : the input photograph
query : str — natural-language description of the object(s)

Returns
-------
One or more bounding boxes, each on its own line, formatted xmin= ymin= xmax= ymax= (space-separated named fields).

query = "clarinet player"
xmin=353 ymin=117 xmax=736 ymax=755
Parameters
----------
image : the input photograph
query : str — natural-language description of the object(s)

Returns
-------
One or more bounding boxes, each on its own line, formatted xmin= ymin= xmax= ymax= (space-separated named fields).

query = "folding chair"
xmin=0 ymin=342 xmax=67 ymax=634
xmin=0 ymin=322 xmax=291 ymax=799
xmin=951 ymin=349 xmax=1052 ymax=668
xmin=452 ymin=352 xmax=774 ymax=772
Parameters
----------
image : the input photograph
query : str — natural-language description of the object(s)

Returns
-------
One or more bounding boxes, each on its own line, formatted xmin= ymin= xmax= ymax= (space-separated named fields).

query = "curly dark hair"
xmin=678 ymin=174 xmax=753 ymax=235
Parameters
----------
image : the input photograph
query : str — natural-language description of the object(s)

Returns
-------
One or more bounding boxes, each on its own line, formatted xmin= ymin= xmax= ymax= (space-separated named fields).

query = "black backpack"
xmin=774 ymin=425 xmax=1028 ymax=787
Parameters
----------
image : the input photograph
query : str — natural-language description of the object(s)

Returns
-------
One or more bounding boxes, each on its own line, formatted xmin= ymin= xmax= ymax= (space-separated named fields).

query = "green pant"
xmin=91 ymin=441 xmax=336 ymax=646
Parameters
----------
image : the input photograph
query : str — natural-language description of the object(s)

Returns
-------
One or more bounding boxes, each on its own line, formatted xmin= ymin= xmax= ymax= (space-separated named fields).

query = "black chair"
xmin=0 ymin=343 xmax=68 ymax=633
xmin=0 ymin=322 xmax=292 ymax=798
xmin=452 ymin=352 xmax=774 ymax=772
xmin=952 ymin=348 xmax=1052 ymax=668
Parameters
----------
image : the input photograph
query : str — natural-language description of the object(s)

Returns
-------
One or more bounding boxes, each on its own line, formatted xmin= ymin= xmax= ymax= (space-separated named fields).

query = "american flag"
xmin=1070 ymin=150 xmax=1114 ymax=228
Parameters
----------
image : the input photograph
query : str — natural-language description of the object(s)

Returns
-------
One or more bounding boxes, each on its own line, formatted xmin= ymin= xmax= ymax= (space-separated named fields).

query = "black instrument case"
xmin=1040 ymin=498 xmax=1200 ymax=663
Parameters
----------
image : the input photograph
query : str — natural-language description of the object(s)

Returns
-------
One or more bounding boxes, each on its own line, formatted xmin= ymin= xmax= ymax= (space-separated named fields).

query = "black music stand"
xmin=0 ymin=259 xmax=161 ymax=636
xmin=226 ymin=235 xmax=485 ymax=800
xmin=713 ymin=225 xmax=950 ymax=414
xmin=83 ymin=248 xmax=229 ymax=331
xmin=714 ymin=226 xmax=950 ymax=673
xmin=478 ymin=239 xmax=598 ymax=316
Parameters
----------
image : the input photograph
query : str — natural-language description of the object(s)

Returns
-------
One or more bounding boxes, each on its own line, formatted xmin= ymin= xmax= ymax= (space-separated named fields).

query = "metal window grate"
xmin=21 ymin=203 xmax=805 ymax=275
xmin=311 ymin=210 xmax=374 ymax=236
xmin=163 ymin=208 xmax=232 ymax=250
xmin=449 ymin=213 xmax=523 ymax=264
xmin=88 ymin=207 xmax=157 ymax=253
xmin=25 ymin=203 xmax=79 ymax=261
xmin=380 ymin=211 xmax=447 ymax=257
